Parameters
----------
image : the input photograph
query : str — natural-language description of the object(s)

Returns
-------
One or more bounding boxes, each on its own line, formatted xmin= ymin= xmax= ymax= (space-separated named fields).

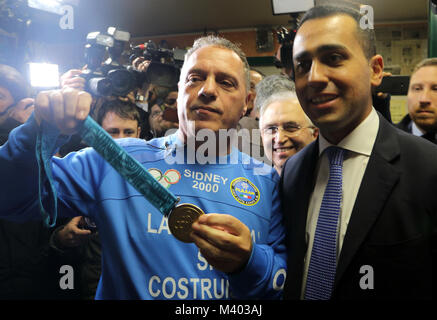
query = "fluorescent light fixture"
xmin=271 ymin=0 xmax=314 ymax=15
xmin=28 ymin=63 xmax=60 ymax=88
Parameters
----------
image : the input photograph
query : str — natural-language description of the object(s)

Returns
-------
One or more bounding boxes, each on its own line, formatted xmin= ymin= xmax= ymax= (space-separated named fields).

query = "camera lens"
xmin=88 ymin=77 xmax=112 ymax=96
xmin=107 ymin=69 xmax=135 ymax=96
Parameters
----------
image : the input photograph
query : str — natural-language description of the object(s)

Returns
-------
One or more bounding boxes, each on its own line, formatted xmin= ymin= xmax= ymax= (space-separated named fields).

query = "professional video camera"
xmin=128 ymin=40 xmax=183 ymax=89
xmin=81 ymin=27 xmax=136 ymax=97
xmin=82 ymin=27 xmax=184 ymax=97
xmin=274 ymin=26 xmax=296 ymax=70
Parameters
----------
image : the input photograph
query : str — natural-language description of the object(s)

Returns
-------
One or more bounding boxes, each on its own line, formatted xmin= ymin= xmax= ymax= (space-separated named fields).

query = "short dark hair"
xmin=97 ymin=99 xmax=141 ymax=126
xmin=297 ymin=3 xmax=376 ymax=60
xmin=0 ymin=64 xmax=29 ymax=102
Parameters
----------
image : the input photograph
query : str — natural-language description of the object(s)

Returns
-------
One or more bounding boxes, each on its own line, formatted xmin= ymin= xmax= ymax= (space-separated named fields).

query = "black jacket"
xmin=280 ymin=113 xmax=436 ymax=299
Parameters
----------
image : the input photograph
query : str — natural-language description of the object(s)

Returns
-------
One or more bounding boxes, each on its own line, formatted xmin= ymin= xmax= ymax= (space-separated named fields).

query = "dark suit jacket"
xmin=396 ymin=114 xmax=413 ymax=133
xmin=396 ymin=114 xmax=437 ymax=145
xmin=280 ymin=113 xmax=436 ymax=299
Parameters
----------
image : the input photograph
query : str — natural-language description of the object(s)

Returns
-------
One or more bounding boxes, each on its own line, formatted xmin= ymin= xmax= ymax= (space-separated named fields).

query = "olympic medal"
xmin=168 ymin=203 xmax=204 ymax=243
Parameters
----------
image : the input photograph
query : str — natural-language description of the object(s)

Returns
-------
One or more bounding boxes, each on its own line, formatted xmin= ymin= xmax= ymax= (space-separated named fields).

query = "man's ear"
xmin=370 ymin=54 xmax=384 ymax=87
xmin=136 ymin=126 xmax=141 ymax=138
xmin=312 ymin=127 xmax=319 ymax=139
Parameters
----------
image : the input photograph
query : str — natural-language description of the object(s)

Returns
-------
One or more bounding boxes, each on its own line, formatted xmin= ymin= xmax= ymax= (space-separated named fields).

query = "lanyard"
xmin=36 ymin=116 xmax=179 ymax=227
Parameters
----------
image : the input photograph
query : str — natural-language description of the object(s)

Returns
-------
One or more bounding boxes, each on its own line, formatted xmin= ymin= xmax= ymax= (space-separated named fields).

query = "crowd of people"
xmin=0 ymin=2 xmax=435 ymax=300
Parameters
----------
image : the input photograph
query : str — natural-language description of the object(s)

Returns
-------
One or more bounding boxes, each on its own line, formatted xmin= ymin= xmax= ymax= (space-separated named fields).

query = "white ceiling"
xmin=75 ymin=0 xmax=429 ymax=37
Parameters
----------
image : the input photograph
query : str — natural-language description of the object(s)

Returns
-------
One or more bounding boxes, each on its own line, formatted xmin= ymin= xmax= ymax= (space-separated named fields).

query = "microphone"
xmin=132 ymin=43 xmax=146 ymax=50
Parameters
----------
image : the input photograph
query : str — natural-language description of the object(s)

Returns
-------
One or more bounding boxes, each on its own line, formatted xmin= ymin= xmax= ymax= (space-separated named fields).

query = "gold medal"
xmin=168 ymin=203 xmax=204 ymax=243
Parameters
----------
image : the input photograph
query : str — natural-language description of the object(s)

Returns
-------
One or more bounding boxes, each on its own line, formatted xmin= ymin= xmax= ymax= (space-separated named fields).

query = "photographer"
xmin=147 ymin=86 xmax=179 ymax=139
xmin=0 ymin=64 xmax=35 ymax=144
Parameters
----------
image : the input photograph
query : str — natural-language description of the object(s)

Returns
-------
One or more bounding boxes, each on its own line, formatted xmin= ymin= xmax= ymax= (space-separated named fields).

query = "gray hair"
xmin=255 ymin=74 xmax=295 ymax=113
xmin=257 ymin=75 xmax=315 ymax=128
xmin=259 ymin=91 xmax=315 ymax=129
xmin=183 ymin=35 xmax=251 ymax=91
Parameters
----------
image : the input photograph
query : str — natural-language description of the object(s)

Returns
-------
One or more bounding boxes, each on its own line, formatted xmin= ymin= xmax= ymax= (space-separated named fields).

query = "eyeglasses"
xmin=261 ymin=123 xmax=312 ymax=137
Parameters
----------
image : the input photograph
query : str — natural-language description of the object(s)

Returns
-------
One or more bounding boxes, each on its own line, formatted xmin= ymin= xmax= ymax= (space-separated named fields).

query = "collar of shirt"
xmin=411 ymin=120 xmax=426 ymax=137
xmin=318 ymin=107 xmax=380 ymax=157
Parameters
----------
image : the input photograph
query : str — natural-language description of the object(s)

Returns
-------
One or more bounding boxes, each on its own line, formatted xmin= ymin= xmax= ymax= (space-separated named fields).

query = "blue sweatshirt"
xmin=0 ymin=116 xmax=287 ymax=300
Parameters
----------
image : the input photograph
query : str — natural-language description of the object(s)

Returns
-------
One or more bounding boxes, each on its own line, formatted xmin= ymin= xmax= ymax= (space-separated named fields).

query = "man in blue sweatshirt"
xmin=0 ymin=36 xmax=286 ymax=299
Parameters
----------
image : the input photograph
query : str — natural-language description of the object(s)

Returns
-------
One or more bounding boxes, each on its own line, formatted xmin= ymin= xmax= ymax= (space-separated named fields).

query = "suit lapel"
xmin=282 ymin=140 xmax=319 ymax=298
xmin=335 ymin=115 xmax=401 ymax=287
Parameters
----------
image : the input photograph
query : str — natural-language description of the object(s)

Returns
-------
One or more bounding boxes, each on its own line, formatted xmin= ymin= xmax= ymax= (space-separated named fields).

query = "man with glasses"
xmin=258 ymin=76 xmax=318 ymax=175
xmin=146 ymin=88 xmax=179 ymax=138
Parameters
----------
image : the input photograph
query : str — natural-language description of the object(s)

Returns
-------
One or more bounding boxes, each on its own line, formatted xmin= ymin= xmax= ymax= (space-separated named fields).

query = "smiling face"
xmin=407 ymin=66 xmax=437 ymax=132
xmin=260 ymin=98 xmax=318 ymax=174
xmin=292 ymin=14 xmax=383 ymax=144
xmin=177 ymin=45 xmax=249 ymax=141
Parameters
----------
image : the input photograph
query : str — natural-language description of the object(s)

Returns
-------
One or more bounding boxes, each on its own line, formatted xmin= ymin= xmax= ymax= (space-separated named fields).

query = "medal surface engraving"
xmin=168 ymin=203 xmax=204 ymax=243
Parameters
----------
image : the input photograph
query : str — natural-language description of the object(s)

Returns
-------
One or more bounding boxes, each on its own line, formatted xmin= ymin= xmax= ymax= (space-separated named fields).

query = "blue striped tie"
xmin=305 ymin=146 xmax=345 ymax=300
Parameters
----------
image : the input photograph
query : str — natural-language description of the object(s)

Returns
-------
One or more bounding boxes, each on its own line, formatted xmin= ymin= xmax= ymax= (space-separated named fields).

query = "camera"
xmin=81 ymin=28 xmax=184 ymax=97
xmin=128 ymin=40 xmax=184 ymax=89
xmin=275 ymin=26 xmax=296 ymax=70
xmin=81 ymin=27 xmax=137 ymax=97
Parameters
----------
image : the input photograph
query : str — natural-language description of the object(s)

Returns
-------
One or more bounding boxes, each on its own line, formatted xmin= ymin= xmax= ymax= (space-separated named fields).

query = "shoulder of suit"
xmin=282 ymin=140 xmax=317 ymax=176
xmin=395 ymin=114 xmax=412 ymax=132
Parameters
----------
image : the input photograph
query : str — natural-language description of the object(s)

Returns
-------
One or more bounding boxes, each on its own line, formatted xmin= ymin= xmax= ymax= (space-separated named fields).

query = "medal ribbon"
xmin=37 ymin=116 xmax=179 ymax=227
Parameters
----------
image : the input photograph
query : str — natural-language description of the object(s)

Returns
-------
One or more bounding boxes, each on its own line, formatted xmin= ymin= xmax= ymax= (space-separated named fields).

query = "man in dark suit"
xmin=280 ymin=4 xmax=436 ymax=300
xmin=397 ymin=58 xmax=437 ymax=144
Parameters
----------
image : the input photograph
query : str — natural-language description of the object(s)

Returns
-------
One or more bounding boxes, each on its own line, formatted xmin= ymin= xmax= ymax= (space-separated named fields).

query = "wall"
xmin=374 ymin=23 xmax=428 ymax=123
xmin=375 ymin=23 xmax=428 ymax=75
xmin=131 ymin=28 xmax=280 ymax=58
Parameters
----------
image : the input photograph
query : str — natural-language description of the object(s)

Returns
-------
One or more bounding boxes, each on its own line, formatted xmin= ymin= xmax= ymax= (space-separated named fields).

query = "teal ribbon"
xmin=37 ymin=116 xmax=179 ymax=227
xmin=36 ymin=124 xmax=60 ymax=227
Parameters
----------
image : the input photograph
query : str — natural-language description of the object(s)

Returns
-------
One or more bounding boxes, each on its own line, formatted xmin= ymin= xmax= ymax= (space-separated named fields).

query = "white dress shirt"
xmin=411 ymin=121 xmax=425 ymax=137
xmin=301 ymin=107 xmax=380 ymax=298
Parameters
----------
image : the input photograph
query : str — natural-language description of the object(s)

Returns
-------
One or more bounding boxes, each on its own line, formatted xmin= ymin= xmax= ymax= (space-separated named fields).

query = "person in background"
xmin=96 ymin=99 xmax=142 ymax=139
xmin=258 ymin=76 xmax=318 ymax=175
xmin=147 ymin=87 xmax=179 ymax=139
xmin=0 ymin=64 xmax=58 ymax=299
xmin=244 ymin=69 xmax=264 ymax=119
xmin=236 ymin=69 xmax=264 ymax=160
xmin=397 ymin=58 xmax=437 ymax=144
xmin=0 ymin=64 xmax=35 ymax=144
